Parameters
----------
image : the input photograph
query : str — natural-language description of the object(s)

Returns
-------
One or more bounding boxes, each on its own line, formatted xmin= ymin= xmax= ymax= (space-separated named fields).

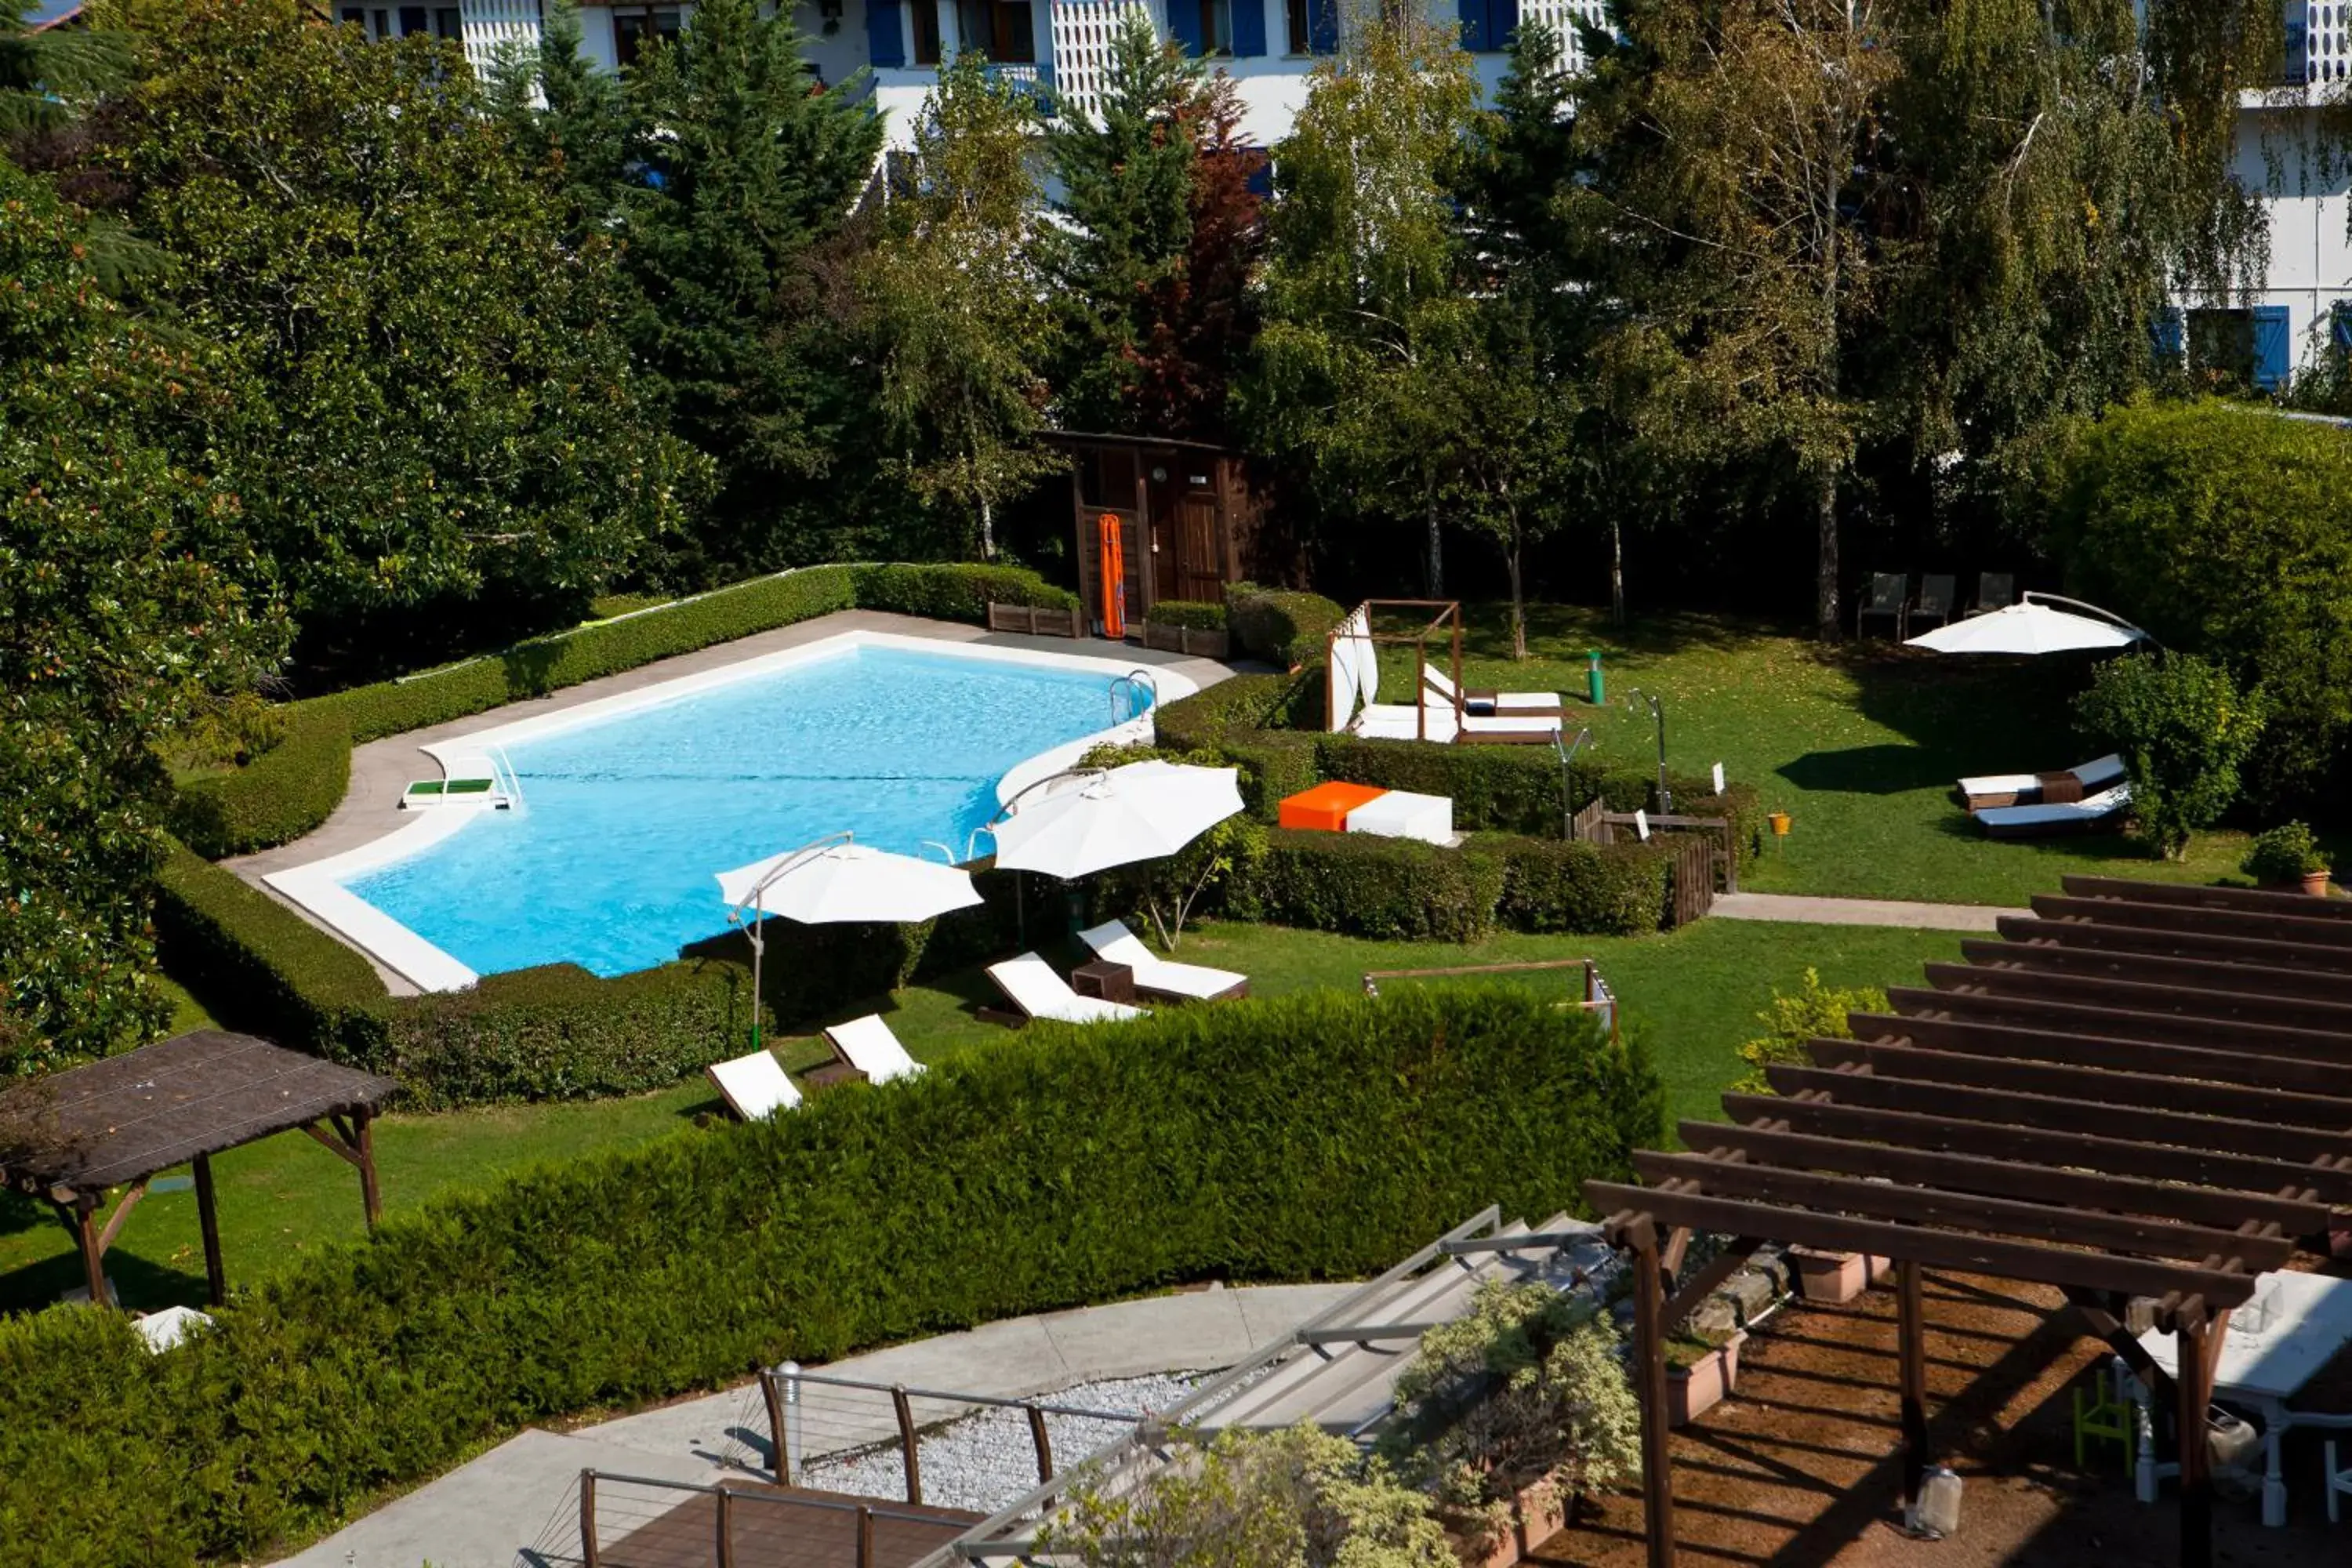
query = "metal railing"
xmin=1109 ymin=668 xmax=1156 ymax=725
xmin=576 ymin=1468 xmax=969 ymax=1568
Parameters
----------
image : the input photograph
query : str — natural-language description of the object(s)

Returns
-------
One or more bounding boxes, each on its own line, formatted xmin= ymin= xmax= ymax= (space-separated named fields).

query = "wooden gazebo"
xmin=0 ymin=1030 xmax=396 ymax=1308
xmin=1050 ymin=432 xmax=1264 ymax=638
xmin=1577 ymin=876 xmax=2352 ymax=1567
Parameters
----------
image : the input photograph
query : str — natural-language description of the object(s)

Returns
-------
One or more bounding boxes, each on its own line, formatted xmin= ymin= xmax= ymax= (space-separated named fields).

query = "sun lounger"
xmin=1422 ymin=666 xmax=1565 ymax=715
xmin=1957 ymin=753 xmax=2126 ymax=811
xmin=1079 ymin=920 xmax=1249 ymax=1003
xmin=1975 ymin=782 xmax=2132 ymax=839
xmin=985 ymin=953 xmax=1150 ymax=1025
xmin=1356 ymin=703 xmax=1563 ymax=744
xmin=822 ymin=1014 xmax=925 ymax=1084
xmin=705 ymin=1048 xmax=803 ymax=1120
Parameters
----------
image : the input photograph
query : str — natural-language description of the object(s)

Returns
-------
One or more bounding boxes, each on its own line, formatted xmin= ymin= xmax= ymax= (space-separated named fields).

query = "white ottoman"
xmin=1346 ymin=790 xmax=1454 ymax=845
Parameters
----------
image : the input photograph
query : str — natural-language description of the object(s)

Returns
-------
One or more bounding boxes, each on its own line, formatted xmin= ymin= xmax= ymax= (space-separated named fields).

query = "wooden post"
xmin=354 ymin=1105 xmax=382 ymax=1228
xmin=193 ymin=1153 xmax=227 ymax=1308
xmin=857 ymin=1504 xmax=876 ymax=1568
xmin=1896 ymin=1258 xmax=1929 ymax=1510
xmin=579 ymin=1469 xmax=600 ymax=1568
xmin=73 ymin=1195 xmax=107 ymax=1308
xmin=714 ymin=1485 xmax=736 ymax=1568
xmin=2176 ymin=1310 xmax=2212 ymax=1568
xmin=760 ymin=1368 xmax=791 ymax=1485
xmin=893 ymin=1383 xmax=923 ymax=1505
xmin=1628 ymin=1223 xmax=1675 ymax=1568
xmin=1027 ymin=1401 xmax=1054 ymax=1483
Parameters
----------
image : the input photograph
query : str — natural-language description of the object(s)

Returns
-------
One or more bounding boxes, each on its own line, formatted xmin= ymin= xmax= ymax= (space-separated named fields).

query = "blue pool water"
xmin=345 ymin=646 xmax=1144 ymax=977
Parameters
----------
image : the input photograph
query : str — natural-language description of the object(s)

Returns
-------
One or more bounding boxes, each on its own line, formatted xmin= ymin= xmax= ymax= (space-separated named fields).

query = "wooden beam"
xmin=1897 ymin=1259 xmax=1929 ymax=1509
xmin=1659 ymin=1236 xmax=1763 ymax=1333
xmin=1678 ymin=1120 xmax=2329 ymax=1235
xmin=2176 ymin=1314 xmax=2213 ymax=1568
xmin=1922 ymin=961 xmax=2352 ymax=1034
xmin=894 ymin=1384 xmax=923 ymax=1506
xmin=1630 ymin=1231 xmax=1675 ymax=1568
xmin=193 ymin=1152 xmax=227 ymax=1308
xmin=1581 ymin=1181 xmax=2257 ymax=1306
xmin=1721 ymin=1093 xmax=2352 ymax=1207
xmin=1994 ymin=914 xmax=2352 ymax=977
xmin=1959 ymin=938 xmax=2352 ymax=1006
xmin=1631 ymin=1152 xmax=2295 ymax=1269
xmin=1802 ymin=1039 xmax=2352 ymax=1135
xmin=1760 ymin=1064 xmax=2347 ymax=1164
xmin=1843 ymin=1011 xmax=2352 ymax=1101
xmin=2062 ymin=873 xmax=2352 ymax=924
xmin=760 ymin=1371 xmax=789 ymax=1486
xmin=1886 ymin=986 xmax=2352 ymax=1062
xmin=2030 ymin=893 xmax=2352 ymax=949
xmin=93 ymin=1176 xmax=150 ymax=1258
xmin=301 ymin=1121 xmax=363 ymax=1169
xmin=580 ymin=1469 xmax=599 ymax=1568
xmin=354 ymin=1105 xmax=381 ymax=1229
xmin=73 ymin=1196 xmax=107 ymax=1308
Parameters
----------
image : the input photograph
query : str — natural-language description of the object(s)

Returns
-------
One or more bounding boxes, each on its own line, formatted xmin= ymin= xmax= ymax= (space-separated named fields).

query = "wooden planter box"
xmin=1790 ymin=1247 xmax=1893 ymax=1305
xmin=985 ymin=602 xmax=1078 ymax=637
xmin=1668 ymin=1331 xmax=1745 ymax=1428
xmin=1452 ymin=1476 xmax=1570 ymax=1568
xmin=1142 ymin=621 xmax=1230 ymax=658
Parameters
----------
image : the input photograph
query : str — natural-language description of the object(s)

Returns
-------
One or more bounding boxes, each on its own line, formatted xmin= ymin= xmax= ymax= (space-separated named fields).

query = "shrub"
xmin=1234 ymin=830 xmax=1507 ymax=942
xmin=168 ymin=706 xmax=352 ymax=859
xmin=2073 ymin=652 xmax=2267 ymax=858
xmin=2242 ymin=822 xmax=2331 ymax=884
xmin=2052 ymin=398 xmax=2352 ymax=812
xmin=1228 ymin=589 xmax=1346 ymax=667
xmin=1143 ymin=597 xmax=1229 ymax=631
xmin=1487 ymin=836 xmax=1671 ymax=936
xmin=1735 ymin=968 xmax=1887 ymax=1092
xmin=0 ymin=988 xmax=1661 ymax=1565
xmin=848 ymin=561 xmax=1079 ymax=622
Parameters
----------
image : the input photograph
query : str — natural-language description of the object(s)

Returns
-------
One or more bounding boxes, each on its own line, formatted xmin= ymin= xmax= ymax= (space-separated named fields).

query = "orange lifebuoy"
xmin=1098 ymin=514 xmax=1126 ymax=638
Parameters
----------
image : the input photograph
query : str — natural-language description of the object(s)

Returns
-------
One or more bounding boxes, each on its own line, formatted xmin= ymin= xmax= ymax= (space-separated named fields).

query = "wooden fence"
xmin=1566 ymin=803 xmax=1735 ymax=927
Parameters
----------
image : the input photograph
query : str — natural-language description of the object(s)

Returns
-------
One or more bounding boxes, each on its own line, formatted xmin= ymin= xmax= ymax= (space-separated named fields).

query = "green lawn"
xmin=1400 ymin=601 xmax=2321 ymax=905
xmin=2 ymin=916 xmax=1956 ymax=1314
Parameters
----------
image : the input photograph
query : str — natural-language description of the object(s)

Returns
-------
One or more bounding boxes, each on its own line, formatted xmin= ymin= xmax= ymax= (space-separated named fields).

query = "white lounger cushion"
xmin=986 ymin=953 xmax=1149 ymax=1025
xmin=1976 ymin=782 xmax=2132 ymax=832
xmin=1958 ymin=753 xmax=2128 ymax=801
xmin=823 ymin=1014 xmax=924 ymax=1083
xmin=1357 ymin=703 xmax=1562 ymax=742
xmin=1422 ymin=666 xmax=1562 ymax=711
xmin=1078 ymin=920 xmax=1246 ymax=1001
xmin=706 ymin=1049 xmax=803 ymax=1120
xmin=1347 ymin=790 xmax=1454 ymax=845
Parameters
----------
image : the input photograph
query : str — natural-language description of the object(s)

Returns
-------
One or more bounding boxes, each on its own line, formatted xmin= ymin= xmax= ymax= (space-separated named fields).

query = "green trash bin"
xmin=1586 ymin=650 xmax=1605 ymax=706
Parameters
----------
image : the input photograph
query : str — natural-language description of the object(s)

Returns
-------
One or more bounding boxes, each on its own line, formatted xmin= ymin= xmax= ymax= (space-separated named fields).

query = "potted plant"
xmin=1668 ymin=1330 xmax=1747 ymax=1426
xmin=2243 ymin=821 xmax=2332 ymax=897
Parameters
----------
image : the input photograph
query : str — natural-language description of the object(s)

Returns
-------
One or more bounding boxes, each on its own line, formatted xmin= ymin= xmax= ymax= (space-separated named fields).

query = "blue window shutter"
xmin=1231 ymin=0 xmax=1265 ymax=56
xmin=2334 ymin=303 xmax=2352 ymax=350
xmin=868 ymin=0 xmax=906 ymax=67
xmin=2252 ymin=304 xmax=2291 ymax=390
xmin=2151 ymin=307 xmax=2184 ymax=361
xmin=1491 ymin=0 xmax=1517 ymax=48
xmin=1308 ymin=0 xmax=1337 ymax=53
xmin=1167 ymin=0 xmax=1203 ymax=55
xmin=1457 ymin=0 xmax=1486 ymax=52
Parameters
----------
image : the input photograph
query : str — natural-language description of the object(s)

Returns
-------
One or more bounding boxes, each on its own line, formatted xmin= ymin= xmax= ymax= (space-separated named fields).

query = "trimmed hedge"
xmin=1228 ymin=589 xmax=1346 ymax=667
xmin=1144 ymin=598 xmax=1229 ymax=631
xmin=0 ymin=988 xmax=1661 ymax=1567
xmin=848 ymin=561 xmax=1080 ymax=623
xmin=1234 ymin=829 xmax=1509 ymax=942
xmin=1488 ymin=835 xmax=1674 ymax=937
xmin=169 ymin=708 xmax=354 ymax=860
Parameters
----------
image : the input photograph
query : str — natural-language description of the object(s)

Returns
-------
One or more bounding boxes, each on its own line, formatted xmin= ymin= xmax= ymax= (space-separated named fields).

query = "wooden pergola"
xmin=1581 ymin=875 xmax=2352 ymax=1568
xmin=0 ymin=1030 xmax=396 ymax=1308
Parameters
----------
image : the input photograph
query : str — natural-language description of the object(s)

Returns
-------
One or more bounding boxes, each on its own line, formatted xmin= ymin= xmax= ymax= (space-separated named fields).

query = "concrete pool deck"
xmin=228 ymin=610 xmax=1234 ymax=994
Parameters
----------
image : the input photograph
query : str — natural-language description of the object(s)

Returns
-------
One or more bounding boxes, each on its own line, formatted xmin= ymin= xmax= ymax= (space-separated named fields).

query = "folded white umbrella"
xmin=989 ymin=760 xmax=1245 ymax=879
xmin=1906 ymin=593 xmax=2147 ymax=655
xmin=717 ymin=839 xmax=982 ymax=924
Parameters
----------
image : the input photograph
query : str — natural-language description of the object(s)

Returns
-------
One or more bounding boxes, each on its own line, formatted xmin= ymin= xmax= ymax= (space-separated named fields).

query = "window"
xmin=339 ymin=6 xmax=365 ymax=26
xmin=1286 ymin=0 xmax=1334 ymax=54
xmin=912 ymin=0 xmax=943 ymax=64
xmin=955 ymin=0 xmax=1036 ymax=63
xmin=614 ymin=6 xmax=684 ymax=67
xmin=2185 ymin=306 xmax=2290 ymax=391
xmin=1176 ymin=0 xmax=1232 ymax=54
xmin=434 ymin=7 xmax=462 ymax=40
xmin=397 ymin=5 xmax=427 ymax=35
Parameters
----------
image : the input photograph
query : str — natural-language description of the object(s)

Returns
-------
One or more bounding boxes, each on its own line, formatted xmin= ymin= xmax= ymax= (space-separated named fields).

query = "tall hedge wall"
xmin=0 ymin=989 xmax=1661 ymax=1567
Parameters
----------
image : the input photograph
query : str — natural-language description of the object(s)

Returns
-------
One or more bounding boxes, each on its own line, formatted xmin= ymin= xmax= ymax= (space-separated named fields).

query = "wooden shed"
xmin=1050 ymin=433 xmax=1264 ymax=638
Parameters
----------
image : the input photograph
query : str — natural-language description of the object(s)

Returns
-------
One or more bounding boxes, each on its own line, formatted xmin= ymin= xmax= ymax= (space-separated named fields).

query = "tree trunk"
xmin=1506 ymin=528 xmax=1527 ymax=660
xmin=978 ymin=493 xmax=996 ymax=561
xmin=1610 ymin=514 xmax=1627 ymax=626
xmin=1425 ymin=492 xmax=1443 ymax=597
xmin=1814 ymin=463 xmax=1838 ymax=641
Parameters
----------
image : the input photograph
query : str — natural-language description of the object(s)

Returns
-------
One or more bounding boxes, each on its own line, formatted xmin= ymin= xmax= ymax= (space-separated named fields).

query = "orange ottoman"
xmin=1278 ymin=781 xmax=1388 ymax=832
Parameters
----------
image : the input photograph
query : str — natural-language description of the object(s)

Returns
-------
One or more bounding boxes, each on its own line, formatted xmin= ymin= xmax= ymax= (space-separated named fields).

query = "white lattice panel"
xmin=1520 ymin=0 xmax=1609 ymax=69
xmin=2310 ymin=2 xmax=2351 ymax=84
xmin=464 ymin=0 xmax=545 ymax=78
xmin=1050 ymin=0 xmax=1151 ymax=126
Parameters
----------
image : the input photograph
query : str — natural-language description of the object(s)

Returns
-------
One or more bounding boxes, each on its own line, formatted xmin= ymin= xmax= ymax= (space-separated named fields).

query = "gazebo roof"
xmin=0 ymin=1030 xmax=395 ymax=1194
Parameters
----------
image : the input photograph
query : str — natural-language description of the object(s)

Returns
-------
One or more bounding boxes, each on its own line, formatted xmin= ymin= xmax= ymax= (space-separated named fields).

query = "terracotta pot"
xmin=2303 ymin=870 xmax=2332 ymax=898
xmin=1790 ymin=1247 xmax=1892 ymax=1305
xmin=1767 ymin=811 xmax=1792 ymax=837
xmin=1668 ymin=1332 xmax=1746 ymax=1427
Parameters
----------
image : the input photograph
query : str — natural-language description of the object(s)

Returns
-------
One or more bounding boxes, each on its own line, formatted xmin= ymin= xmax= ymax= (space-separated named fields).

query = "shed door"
xmin=1175 ymin=463 xmax=1223 ymax=602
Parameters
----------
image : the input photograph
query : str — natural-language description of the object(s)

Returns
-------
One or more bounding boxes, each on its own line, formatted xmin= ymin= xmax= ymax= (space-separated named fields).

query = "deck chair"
xmin=1968 ymin=572 xmax=2016 ymax=617
xmin=1857 ymin=573 xmax=1908 ymax=639
xmin=705 ymin=1048 xmax=803 ymax=1120
xmin=1079 ymin=920 xmax=1249 ymax=1003
xmin=1909 ymin=574 xmax=1956 ymax=635
xmin=1957 ymin=753 xmax=2125 ymax=812
xmin=1356 ymin=702 xmax=1563 ymax=745
xmin=1976 ymin=782 xmax=2132 ymax=840
xmin=822 ymin=1014 xmax=924 ymax=1084
xmin=985 ymin=953 xmax=1149 ymax=1025
xmin=1422 ymin=665 xmax=1565 ymax=716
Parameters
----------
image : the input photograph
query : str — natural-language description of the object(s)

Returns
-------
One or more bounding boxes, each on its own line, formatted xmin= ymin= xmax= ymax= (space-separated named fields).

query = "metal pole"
xmin=1653 ymin=696 xmax=1672 ymax=815
xmin=761 ymin=1366 xmax=792 ymax=1486
xmin=715 ymin=1485 xmax=736 ymax=1568
xmin=894 ymin=1384 xmax=923 ymax=1505
xmin=749 ymin=890 xmax=764 ymax=1051
xmin=858 ymin=1505 xmax=876 ymax=1568
xmin=1028 ymin=1401 xmax=1054 ymax=1483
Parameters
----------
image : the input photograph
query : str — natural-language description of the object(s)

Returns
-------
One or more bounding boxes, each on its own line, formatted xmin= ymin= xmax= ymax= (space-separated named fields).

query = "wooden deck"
xmin=591 ymin=1478 xmax=979 ymax=1568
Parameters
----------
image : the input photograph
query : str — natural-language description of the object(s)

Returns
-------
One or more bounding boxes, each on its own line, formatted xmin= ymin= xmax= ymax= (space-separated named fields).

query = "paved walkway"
xmin=274 ymin=1282 xmax=1354 ymax=1568
xmin=1712 ymin=891 xmax=2027 ymax=933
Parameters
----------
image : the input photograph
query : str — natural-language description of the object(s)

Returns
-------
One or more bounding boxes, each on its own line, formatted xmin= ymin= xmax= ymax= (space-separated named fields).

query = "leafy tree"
xmin=860 ymin=51 xmax=1060 ymax=559
xmin=87 ymin=0 xmax=698 ymax=673
xmin=1246 ymin=1 xmax=1478 ymax=593
xmin=0 ymin=162 xmax=282 ymax=1069
xmin=2074 ymin=652 xmax=2267 ymax=859
xmin=1 ymin=0 xmax=128 ymax=133
xmin=486 ymin=0 xmax=629 ymax=240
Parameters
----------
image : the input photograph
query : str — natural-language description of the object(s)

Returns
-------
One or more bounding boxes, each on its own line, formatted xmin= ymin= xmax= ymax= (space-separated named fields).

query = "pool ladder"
xmin=1109 ymin=668 xmax=1157 ymax=726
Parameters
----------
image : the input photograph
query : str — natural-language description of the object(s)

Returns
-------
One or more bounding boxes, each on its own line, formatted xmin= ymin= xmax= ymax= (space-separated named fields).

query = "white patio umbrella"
xmin=717 ymin=833 xmax=981 ymax=1047
xmin=1905 ymin=592 xmax=2149 ymax=655
xmin=986 ymin=760 xmax=1246 ymax=879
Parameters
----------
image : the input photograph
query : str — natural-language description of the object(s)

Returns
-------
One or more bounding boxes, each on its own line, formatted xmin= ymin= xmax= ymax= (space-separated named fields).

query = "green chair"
xmin=2074 ymin=1360 xmax=2133 ymax=1472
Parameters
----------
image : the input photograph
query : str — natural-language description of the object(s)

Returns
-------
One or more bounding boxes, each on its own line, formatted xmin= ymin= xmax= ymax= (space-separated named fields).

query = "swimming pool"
xmin=267 ymin=633 xmax=1184 ymax=988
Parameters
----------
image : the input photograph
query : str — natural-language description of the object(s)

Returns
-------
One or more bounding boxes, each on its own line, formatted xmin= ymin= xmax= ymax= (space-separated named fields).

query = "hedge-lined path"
xmin=1711 ymin=891 xmax=2026 ymax=932
xmin=273 ymin=1281 xmax=1354 ymax=1568
xmin=226 ymin=608 xmax=1232 ymax=993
